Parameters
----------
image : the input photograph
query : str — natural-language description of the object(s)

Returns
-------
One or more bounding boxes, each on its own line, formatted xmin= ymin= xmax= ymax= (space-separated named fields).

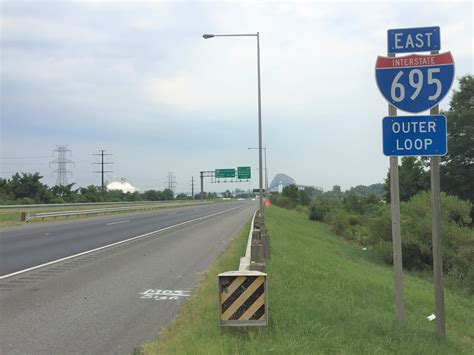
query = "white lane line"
xmin=0 ymin=204 xmax=253 ymax=280
xmin=167 ymin=212 xmax=177 ymax=216
xmin=106 ymin=220 xmax=130 ymax=226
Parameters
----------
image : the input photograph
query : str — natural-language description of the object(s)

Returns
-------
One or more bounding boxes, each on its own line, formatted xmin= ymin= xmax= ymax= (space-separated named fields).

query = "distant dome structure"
xmin=270 ymin=173 xmax=296 ymax=192
xmin=106 ymin=178 xmax=139 ymax=193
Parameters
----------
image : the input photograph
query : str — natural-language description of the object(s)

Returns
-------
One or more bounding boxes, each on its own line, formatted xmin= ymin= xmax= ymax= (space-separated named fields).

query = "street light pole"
xmin=248 ymin=147 xmax=268 ymax=199
xmin=203 ymin=32 xmax=264 ymax=212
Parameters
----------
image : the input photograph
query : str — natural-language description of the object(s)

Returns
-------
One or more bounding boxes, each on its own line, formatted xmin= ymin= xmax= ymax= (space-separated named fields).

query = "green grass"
xmin=141 ymin=206 xmax=474 ymax=354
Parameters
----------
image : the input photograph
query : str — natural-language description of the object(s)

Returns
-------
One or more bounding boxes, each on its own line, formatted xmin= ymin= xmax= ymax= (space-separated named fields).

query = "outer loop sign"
xmin=375 ymin=52 xmax=454 ymax=113
xmin=382 ymin=115 xmax=447 ymax=156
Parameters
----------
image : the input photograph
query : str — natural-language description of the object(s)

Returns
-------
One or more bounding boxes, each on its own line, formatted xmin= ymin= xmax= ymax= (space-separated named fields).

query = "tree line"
xmin=0 ymin=173 xmax=220 ymax=204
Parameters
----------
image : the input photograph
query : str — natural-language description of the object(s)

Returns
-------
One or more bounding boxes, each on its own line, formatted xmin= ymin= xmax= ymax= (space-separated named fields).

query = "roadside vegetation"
xmin=140 ymin=206 xmax=474 ymax=354
xmin=271 ymin=75 xmax=474 ymax=295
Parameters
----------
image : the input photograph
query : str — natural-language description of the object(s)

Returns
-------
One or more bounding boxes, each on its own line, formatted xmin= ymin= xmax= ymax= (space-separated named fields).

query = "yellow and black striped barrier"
xmin=218 ymin=270 xmax=267 ymax=326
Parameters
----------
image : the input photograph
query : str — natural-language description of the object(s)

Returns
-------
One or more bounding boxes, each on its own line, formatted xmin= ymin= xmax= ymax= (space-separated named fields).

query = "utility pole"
xmin=191 ymin=176 xmax=195 ymax=198
xmin=93 ymin=150 xmax=113 ymax=190
xmin=50 ymin=145 xmax=74 ymax=186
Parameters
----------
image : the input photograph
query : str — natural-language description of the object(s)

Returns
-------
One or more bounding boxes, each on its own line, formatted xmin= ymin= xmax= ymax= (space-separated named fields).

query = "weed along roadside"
xmin=140 ymin=205 xmax=473 ymax=354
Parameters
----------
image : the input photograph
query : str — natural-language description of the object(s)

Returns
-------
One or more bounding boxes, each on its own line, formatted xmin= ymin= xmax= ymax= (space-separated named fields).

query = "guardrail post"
xmin=251 ymin=242 xmax=264 ymax=264
xmin=260 ymin=226 xmax=270 ymax=259
xmin=252 ymin=229 xmax=261 ymax=243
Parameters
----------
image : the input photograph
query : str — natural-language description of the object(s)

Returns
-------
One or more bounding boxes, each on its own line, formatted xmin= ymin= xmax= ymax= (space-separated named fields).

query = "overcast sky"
xmin=1 ymin=0 xmax=472 ymax=193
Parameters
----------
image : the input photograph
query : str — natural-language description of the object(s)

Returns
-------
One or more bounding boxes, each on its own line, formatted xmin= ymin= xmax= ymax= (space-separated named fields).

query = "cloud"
xmin=1 ymin=1 xmax=472 ymax=191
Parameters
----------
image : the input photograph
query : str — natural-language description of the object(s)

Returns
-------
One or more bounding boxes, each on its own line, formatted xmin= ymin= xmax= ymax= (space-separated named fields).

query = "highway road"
xmin=0 ymin=200 xmax=256 ymax=354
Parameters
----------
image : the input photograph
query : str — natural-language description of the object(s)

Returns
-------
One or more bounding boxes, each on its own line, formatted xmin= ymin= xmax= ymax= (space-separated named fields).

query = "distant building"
xmin=106 ymin=178 xmax=139 ymax=193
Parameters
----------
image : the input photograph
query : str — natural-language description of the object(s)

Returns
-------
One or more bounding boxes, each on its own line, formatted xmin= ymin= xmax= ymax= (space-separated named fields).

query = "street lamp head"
xmin=202 ymin=34 xmax=214 ymax=39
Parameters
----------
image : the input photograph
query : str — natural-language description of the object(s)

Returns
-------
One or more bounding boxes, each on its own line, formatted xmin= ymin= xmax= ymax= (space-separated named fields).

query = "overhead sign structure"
xmin=237 ymin=166 xmax=251 ymax=180
xmin=375 ymin=51 xmax=454 ymax=113
xmin=215 ymin=169 xmax=236 ymax=179
xmin=388 ymin=26 xmax=440 ymax=53
xmin=382 ymin=115 xmax=447 ymax=156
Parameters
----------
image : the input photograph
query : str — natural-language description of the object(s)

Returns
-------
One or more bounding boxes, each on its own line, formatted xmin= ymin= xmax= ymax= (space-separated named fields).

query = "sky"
xmin=1 ymin=0 xmax=472 ymax=194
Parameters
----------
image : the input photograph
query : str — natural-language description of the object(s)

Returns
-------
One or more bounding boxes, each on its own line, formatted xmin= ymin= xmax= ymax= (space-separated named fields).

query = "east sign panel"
xmin=387 ymin=26 xmax=440 ymax=54
xmin=375 ymin=52 xmax=454 ymax=113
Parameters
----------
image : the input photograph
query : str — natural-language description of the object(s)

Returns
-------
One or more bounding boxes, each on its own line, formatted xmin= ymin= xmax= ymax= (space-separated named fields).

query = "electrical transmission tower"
xmin=93 ymin=150 xmax=113 ymax=190
xmin=165 ymin=171 xmax=177 ymax=192
xmin=50 ymin=145 xmax=74 ymax=186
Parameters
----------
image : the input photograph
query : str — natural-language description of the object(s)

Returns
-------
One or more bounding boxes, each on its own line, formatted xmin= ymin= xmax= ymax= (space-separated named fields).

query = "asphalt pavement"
xmin=0 ymin=201 xmax=256 ymax=354
xmin=0 ymin=201 xmax=252 ymax=276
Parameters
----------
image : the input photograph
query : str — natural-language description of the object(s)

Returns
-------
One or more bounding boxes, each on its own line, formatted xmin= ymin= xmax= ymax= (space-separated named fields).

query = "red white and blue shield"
xmin=375 ymin=52 xmax=454 ymax=113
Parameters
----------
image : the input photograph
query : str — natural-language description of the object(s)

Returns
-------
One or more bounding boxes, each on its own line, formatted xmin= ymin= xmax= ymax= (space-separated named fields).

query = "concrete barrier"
xmin=219 ymin=208 xmax=270 ymax=326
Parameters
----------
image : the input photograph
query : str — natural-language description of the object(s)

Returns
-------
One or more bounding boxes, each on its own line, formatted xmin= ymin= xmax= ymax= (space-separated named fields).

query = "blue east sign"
xmin=388 ymin=26 xmax=440 ymax=53
xmin=375 ymin=52 xmax=454 ymax=113
xmin=382 ymin=115 xmax=447 ymax=156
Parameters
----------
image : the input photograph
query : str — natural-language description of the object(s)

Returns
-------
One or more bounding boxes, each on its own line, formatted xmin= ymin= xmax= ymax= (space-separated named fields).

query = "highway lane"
xmin=0 ymin=202 xmax=256 ymax=354
xmin=0 ymin=201 xmax=253 ymax=276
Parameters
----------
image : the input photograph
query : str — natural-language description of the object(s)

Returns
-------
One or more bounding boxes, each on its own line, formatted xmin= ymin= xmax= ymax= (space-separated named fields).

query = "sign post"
xmin=377 ymin=26 xmax=453 ymax=337
xmin=429 ymin=49 xmax=446 ymax=338
xmin=387 ymin=50 xmax=405 ymax=326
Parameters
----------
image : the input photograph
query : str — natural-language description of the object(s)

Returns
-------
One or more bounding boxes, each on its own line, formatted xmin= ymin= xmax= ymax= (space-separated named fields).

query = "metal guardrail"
xmin=0 ymin=200 xmax=203 ymax=209
xmin=23 ymin=201 xmax=212 ymax=221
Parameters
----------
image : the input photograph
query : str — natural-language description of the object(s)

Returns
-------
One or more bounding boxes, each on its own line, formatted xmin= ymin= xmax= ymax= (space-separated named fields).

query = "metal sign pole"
xmin=388 ymin=51 xmax=405 ymax=327
xmin=430 ymin=51 xmax=446 ymax=339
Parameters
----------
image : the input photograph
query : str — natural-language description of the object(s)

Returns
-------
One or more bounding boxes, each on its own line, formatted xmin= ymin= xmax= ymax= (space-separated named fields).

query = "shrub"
xmin=270 ymin=194 xmax=293 ymax=209
xmin=19 ymin=197 xmax=35 ymax=205
xmin=295 ymin=205 xmax=309 ymax=215
xmin=308 ymin=195 xmax=341 ymax=221
xmin=367 ymin=192 xmax=474 ymax=288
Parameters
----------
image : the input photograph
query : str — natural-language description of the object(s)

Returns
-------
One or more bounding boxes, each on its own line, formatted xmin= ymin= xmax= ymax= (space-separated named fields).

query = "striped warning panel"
xmin=219 ymin=276 xmax=266 ymax=322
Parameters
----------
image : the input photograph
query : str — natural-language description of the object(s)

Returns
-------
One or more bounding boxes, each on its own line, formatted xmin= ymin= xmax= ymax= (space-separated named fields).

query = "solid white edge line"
xmin=0 ymin=204 xmax=252 ymax=280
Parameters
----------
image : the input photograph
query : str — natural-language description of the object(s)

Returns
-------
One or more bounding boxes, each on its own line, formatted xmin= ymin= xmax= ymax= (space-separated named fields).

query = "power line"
xmin=93 ymin=150 xmax=113 ymax=190
xmin=165 ymin=171 xmax=177 ymax=192
xmin=50 ymin=145 xmax=74 ymax=186
xmin=1 ymin=156 xmax=51 ymax=159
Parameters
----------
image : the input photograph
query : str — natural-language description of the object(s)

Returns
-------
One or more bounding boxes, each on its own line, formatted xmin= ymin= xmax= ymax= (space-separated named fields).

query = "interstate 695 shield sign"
xmin=375 ymin=52 xmax=454 ymax=113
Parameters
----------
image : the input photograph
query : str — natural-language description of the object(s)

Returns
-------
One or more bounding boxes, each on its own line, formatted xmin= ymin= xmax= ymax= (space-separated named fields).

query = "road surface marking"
xmin=106 ymin=220 xmax=130 ymax=226
xmin=0 ymin=203 xmax=253 ymax=280
xmin=167 ymin=212 xmax=177 ymax=216
xmin=140 ymin=289 xmax=190 ymax=300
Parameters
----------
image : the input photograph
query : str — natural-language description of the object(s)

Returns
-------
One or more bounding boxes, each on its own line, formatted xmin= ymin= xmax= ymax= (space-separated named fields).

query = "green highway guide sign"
xmin=237 ymin=166 xmax=251 ymax=179
xmin=215 ymin=169 xmax=236 ymax=178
